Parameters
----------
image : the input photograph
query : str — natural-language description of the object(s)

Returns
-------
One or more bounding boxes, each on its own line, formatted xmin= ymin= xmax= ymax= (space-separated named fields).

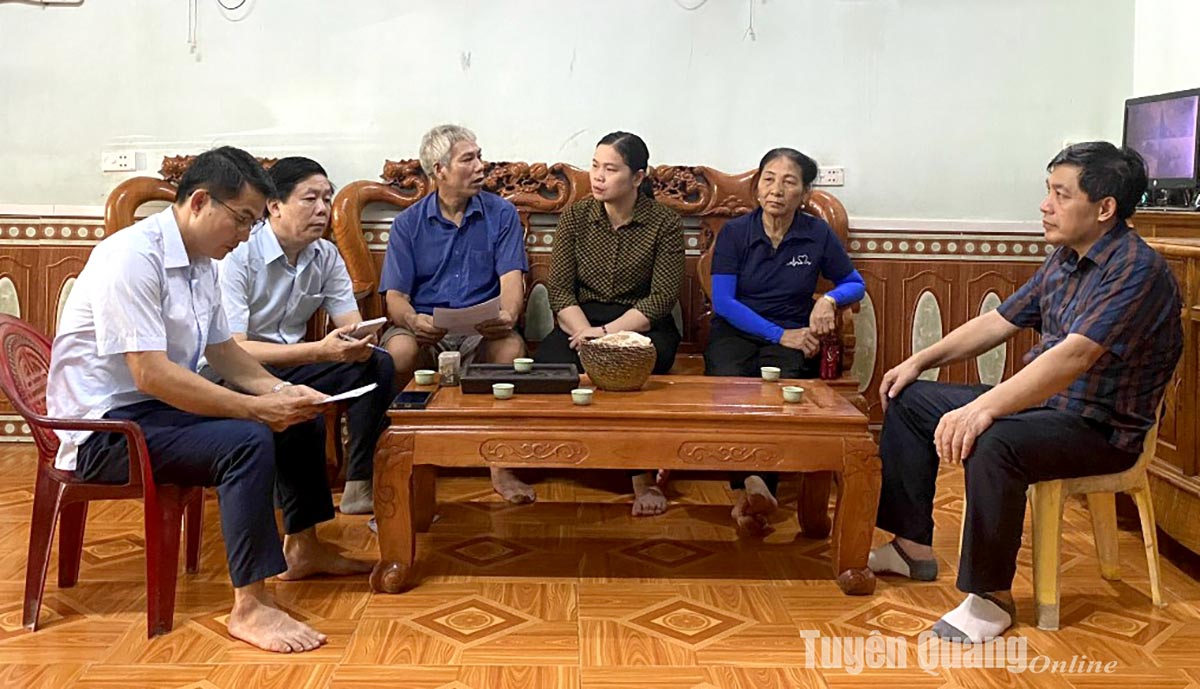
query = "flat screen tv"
xmin=1122 ymin=88 xmax=1200 ymax=191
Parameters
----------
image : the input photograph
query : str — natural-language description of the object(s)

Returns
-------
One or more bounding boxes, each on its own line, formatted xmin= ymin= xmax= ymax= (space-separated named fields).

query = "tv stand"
xmin=1144 ymin=187 xmax=1200 ymax=210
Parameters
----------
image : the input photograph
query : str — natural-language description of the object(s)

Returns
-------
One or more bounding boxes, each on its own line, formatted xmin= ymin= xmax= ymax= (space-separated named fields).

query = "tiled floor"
xmin=1 ymin=446 xmax=1197 ymax=688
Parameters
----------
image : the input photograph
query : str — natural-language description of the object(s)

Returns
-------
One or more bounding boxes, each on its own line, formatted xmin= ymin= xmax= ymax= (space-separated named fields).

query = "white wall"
xmin=0 ymin=0 xmax=1134 ymax=221
xmin=1134 ymin=0 xmax=1200 ymax=95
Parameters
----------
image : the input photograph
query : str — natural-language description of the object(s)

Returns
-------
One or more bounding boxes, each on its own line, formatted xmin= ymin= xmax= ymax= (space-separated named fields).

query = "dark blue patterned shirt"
xmin=997 ymin=221 xmax=1183 ymax=453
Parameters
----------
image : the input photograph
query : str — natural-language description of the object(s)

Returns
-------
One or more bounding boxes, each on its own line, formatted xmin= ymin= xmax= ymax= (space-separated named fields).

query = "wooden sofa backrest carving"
xmin=328 ymin=159 xmax=854 ymax=366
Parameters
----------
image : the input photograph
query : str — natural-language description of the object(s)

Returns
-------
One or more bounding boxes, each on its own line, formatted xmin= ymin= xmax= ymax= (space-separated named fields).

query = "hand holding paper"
xmin=313 ymin=382 xmax=379 ymax=405
xmin=432 ymin=297 xmax=501 ymax=337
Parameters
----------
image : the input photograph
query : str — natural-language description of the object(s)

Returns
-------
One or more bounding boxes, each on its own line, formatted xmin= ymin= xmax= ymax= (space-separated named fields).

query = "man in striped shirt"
xmin=867 ymin=142 xmax=1183 ymax=643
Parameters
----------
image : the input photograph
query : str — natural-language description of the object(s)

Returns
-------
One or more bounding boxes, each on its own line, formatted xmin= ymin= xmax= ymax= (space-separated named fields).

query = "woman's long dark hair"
xmin=597 ymin=131 xmax=654 ymax=199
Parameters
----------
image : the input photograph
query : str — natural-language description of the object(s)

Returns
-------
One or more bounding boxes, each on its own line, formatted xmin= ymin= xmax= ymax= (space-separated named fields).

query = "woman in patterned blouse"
xmin=535 ymin=131 xmax=685 ymax=517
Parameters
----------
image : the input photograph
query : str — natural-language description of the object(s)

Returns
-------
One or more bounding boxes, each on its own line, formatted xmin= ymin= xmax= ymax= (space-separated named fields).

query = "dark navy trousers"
xmin=266 ymin=349 xmax=396 ymax=481
xmin=876 ymin=381 xmax=1138 ymax=594
xmin=75 ymin=399 xmax=334 ymax=588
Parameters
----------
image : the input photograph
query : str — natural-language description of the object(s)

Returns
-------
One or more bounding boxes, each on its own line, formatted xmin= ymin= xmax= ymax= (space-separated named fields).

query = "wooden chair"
xmin=959 ymin=413 xmax=1165 ymax=630
xmin=0 ymin=314 xmax=204 ymax=637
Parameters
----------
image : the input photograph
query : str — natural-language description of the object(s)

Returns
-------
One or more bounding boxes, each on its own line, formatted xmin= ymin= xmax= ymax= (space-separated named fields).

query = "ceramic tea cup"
xmin=782 ymin=385 xmax=805 ymax=404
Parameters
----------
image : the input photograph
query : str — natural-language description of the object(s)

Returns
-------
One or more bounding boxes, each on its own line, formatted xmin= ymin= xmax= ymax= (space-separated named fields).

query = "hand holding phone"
xmin=348 ymin=316 xmax=389 ymax=339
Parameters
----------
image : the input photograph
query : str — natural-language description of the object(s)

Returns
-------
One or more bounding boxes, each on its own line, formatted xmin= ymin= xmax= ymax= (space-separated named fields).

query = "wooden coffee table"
xmin=370 ymin=375 xmax=881 ymax=595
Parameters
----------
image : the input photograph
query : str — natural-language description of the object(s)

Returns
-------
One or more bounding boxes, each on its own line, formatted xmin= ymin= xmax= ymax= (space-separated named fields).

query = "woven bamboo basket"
xmin=578 ymin=339 xmax=656 ymax=391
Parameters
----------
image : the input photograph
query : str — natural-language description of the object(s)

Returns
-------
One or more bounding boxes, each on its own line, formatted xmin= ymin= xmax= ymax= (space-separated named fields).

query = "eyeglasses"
xmin=211 ymin=196 xmax=259 ymax=231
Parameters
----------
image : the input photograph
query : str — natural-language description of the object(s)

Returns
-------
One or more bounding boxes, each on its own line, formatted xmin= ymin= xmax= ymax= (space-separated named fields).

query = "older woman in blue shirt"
xmin=705 ymin=147 xmax=865 ymax=534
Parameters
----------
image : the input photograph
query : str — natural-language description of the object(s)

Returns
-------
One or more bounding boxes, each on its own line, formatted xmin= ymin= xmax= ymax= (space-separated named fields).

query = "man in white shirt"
xmin=47 ymin=147 xmax=369 ymax=654
xmin=213 ymin=157 xmax=396 ymax=515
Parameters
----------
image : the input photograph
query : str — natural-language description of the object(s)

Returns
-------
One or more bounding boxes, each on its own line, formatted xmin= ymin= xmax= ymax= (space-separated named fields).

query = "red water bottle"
xmin=820 ymin=334 xmax=842 ymax=380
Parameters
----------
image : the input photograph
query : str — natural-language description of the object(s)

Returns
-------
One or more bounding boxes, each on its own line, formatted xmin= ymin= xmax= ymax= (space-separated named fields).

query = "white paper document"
xmin=432 ymin=296 xmax=501 ymax=336
xmin=317 ymin=382 xmax=378 ymax=404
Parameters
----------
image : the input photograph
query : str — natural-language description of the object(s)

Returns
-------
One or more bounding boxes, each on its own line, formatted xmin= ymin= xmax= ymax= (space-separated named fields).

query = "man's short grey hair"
xmin=419 ymin=124 xmax=478 ymax=176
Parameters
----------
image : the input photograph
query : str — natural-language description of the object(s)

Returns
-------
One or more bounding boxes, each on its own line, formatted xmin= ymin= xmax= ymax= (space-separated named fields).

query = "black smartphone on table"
xmin=391 ymin=390 xmax=435 ymax=410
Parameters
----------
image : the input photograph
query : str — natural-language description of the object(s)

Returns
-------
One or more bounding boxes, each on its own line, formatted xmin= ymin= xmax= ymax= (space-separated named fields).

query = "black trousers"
xmin=704 ymin=318 xmax=820 ymax=494
xmin=267 ymin=349 xmax=396 ymax=482
xmin=877 ymin=381 xmax=1139 ymax=594
xmin=535 ymin=301 xmax=680 ymax=375
xmin=76 ymin=399 xmax=335 ymax=588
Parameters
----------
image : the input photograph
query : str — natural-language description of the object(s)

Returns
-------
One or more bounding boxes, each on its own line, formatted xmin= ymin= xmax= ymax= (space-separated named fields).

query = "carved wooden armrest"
xmin=329 ymin=180 xmax=416 ymax=322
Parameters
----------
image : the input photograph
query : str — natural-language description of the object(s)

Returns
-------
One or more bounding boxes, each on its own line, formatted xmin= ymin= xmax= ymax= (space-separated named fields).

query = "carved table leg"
xmin=798 ymin=471 xmax=833 ymax=539
xmin=370 ymin=431 xmax=417 ymax=594
xmin=832 ymin=437 xmax=882 ymax=595
xmin=413 ymin=465 xmax=437 ymax=533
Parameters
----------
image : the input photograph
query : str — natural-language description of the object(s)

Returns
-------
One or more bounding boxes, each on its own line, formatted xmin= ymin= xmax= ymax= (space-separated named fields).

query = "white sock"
xmin=932 ymin=594 xmax=1014 ymax=643
xmin=867 ymin=540 xmax=938 ymax=580
xmin=868 ymin=541 xmax=910 ymax=576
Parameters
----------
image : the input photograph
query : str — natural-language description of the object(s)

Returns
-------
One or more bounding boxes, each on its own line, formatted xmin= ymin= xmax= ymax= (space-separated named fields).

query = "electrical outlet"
xmin=816 ymin=166 xmax=845 ymax=186
xmin=101 ymin=150 xmax=136 ymax=172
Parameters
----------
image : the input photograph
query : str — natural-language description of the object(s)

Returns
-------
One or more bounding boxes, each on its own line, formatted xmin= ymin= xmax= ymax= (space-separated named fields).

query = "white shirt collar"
xmin=160 ymin=208 xmax=191 ymax=270
xmin=256 ymin=220 xmax=286 ymax=265
xmin=257 ymin=220 xmax=321 ymax=269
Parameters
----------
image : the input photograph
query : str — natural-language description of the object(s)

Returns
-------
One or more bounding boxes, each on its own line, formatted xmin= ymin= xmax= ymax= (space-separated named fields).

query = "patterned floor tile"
xmin=437 ymin=536 xmax=534 ymax=568
xmin=623 ymin=596 xmax=753 ymax=648
xmin=410 ymin=596 xmax=536 ymax=647
xmin=618 ymin=539 xmax=716 ymax=569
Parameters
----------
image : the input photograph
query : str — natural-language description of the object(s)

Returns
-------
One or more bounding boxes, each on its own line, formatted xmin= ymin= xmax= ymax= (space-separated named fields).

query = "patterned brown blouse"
xmin=546 ymin=195 xmax=684 ymax=322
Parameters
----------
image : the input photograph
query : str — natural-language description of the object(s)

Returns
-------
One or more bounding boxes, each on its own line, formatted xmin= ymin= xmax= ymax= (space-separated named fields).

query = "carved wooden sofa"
xmin=328 ymin=159 xmax=861 ymax=405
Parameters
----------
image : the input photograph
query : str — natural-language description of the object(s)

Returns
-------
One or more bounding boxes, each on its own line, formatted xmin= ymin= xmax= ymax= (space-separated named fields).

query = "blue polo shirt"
xmin=711 ymin=209 xmax=855 ymax=330
xmin=380 ymin=191 xmax=528 ymax=314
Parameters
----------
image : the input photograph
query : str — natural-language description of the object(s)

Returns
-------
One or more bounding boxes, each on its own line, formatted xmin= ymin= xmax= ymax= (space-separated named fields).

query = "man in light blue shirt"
xmin=380 ymin=124 xmax=532 ymax=503
xmin=47 ymin=147 xmax=369 ymax=654
xmin=215 ymin=157 xmax=396 ymax=515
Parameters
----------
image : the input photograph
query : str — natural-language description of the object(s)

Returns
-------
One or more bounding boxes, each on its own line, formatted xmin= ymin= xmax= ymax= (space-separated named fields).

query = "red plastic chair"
xmin=0 ymin=314 xmax=204 ymax=637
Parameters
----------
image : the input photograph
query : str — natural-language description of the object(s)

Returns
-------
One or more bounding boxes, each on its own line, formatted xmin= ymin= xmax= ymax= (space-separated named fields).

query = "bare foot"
xmin=732 ymin=475 xmax=778 ymax=535
xmin=228 ymin=586 xmax=326 ymax=653
xmin=632 ymin=472 xmax=668 ymax=517
xmin=490 ymin=466 xmax=535 ymax=504
xmin=277 ymin=529 xmax=374 ymax=581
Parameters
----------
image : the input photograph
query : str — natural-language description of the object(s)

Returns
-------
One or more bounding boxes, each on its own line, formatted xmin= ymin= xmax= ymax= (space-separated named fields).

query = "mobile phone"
xmin=391 ymin=390 xmax=435 ymax=410
xmin=349 ymin=316 xmax=389 ymax=338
